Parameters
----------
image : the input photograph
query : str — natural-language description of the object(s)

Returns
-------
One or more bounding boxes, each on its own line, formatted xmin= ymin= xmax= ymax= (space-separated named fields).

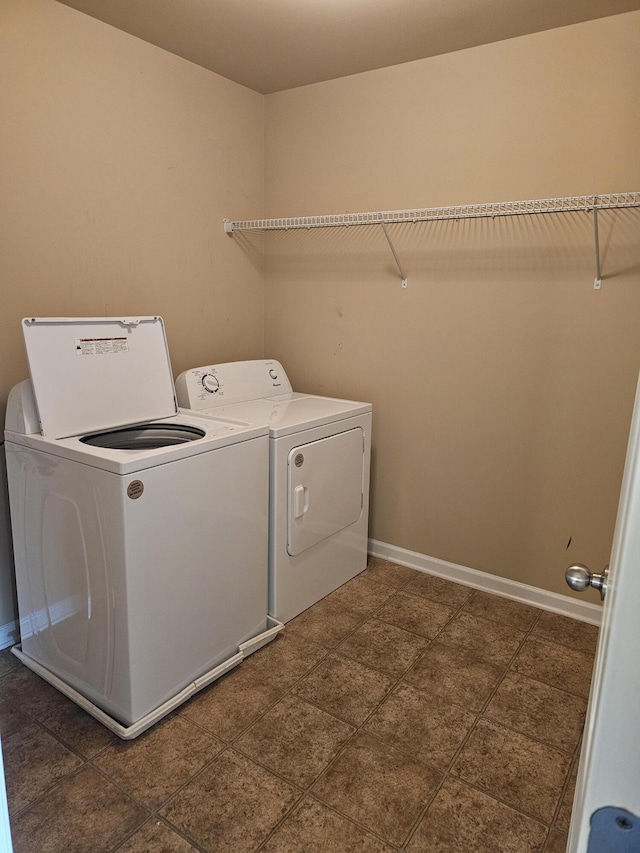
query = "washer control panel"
xmin=175 ymin=359 xmax=292 ymax=409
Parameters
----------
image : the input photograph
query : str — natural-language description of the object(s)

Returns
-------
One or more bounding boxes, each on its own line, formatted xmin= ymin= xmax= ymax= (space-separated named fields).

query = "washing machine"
xmin=5 ymin=317 xmax=280 ymax=739
xmin=175 ymin=360 xmax=372 ymax=623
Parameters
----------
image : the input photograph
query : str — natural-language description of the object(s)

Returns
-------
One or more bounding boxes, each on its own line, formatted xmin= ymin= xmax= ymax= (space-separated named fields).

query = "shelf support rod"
xmin=593 ymin=201 xmax=602 ymax=290
xmin=380 ymin=222 xmax=408 ymax=288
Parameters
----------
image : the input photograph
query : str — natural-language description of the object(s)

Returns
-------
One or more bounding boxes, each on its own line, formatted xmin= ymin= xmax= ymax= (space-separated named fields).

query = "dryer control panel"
xmin=175 ymin=359 xmax=293 ymax=409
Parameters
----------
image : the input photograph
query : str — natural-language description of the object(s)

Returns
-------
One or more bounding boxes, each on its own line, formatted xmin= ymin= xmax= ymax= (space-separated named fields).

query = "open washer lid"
xmin=22 ymin=316 xmax=178 ymax=438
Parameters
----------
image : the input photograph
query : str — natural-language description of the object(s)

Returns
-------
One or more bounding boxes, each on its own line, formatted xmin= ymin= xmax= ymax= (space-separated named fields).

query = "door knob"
xmin=565 ymin=563 xmax=609 ymax=601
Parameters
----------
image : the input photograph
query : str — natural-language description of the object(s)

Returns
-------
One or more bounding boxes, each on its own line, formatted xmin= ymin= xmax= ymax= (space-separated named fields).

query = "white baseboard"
xmin=368 ymin=539 xmax=602 ymax=626
xmin=0 ymin=620 xmax=18 ymax=651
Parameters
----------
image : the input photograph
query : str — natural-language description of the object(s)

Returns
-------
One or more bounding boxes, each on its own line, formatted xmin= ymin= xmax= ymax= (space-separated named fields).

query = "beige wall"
xmin=264 ymin=12 xmax=640 ymax=600
xmin=0 ymin=0 xmax=265 ymax=636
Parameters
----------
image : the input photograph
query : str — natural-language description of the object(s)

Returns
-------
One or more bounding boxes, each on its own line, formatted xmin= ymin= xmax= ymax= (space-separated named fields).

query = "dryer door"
xmin=287 ymin=427 xmax=364 ymax=557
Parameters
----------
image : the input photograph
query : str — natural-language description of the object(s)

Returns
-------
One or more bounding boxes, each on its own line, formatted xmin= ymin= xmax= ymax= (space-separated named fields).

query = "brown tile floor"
xmin=1 ymin=557 xmax=598 ymax=852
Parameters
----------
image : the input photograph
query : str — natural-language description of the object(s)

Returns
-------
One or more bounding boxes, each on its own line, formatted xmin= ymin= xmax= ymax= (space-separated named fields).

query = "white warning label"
xmin=75 ymin=337 xmax=129 ymax=356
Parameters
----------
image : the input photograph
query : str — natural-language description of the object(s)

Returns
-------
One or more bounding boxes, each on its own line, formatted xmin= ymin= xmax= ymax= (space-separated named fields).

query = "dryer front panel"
xmin=287 ymin=427 xmax=364 ymax=557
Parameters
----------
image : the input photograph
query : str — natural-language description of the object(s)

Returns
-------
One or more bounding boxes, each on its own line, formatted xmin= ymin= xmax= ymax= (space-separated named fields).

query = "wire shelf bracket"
xmin=593 ymin=202 xmax=603 ymax=290
xmin=224 ymin=192 xmax=640 ymax=289
xmin=380 ymin=221 xmax=408 ymax=288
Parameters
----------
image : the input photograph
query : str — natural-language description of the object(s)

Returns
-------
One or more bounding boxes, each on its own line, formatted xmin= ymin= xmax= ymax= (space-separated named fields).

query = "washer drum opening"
xmin=80 ymin=423 xmax=206 ymax=450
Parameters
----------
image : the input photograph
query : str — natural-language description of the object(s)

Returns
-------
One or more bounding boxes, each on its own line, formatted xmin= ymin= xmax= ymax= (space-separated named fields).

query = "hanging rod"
xmin=223 ymin=192 xmax=640 ymax=233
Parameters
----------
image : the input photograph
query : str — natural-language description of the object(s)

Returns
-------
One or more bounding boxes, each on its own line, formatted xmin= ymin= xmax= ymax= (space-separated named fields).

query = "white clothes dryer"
xmin=175 ymin=360 xmax=372 ymax=623
xmin=5 ymin=317 xmax=279 ymax=739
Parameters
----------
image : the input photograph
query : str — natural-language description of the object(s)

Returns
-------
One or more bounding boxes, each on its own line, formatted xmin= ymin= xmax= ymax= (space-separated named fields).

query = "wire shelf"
xmin=224 ymin=192 xmax=640 ymax=233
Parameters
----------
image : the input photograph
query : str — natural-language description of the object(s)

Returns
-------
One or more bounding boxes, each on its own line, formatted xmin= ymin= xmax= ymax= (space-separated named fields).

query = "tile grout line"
xmin=227 ymin=583 xmax=395 ymax=853
xmin=2 ymin=712 xmax=96 ymax=822
xmin=110 ymin=814 xmax=211 ymax=853
xmin=400 ymin=598 xmax=547 ymax=849
xmin=254 ymin=576 xmax=478 ymax=850
xmin=250 ymin=572 xmax=437 ymax=851
xmin=547 ymin=748 xmax=580 ymax=838
xmin=402 ymin=594 xmax=594 ymax=844
xmin=135 ymin=742 xmax=306 ymax=853
xmin=255 ymin=791 xmax=402 ymax=853
xmin=252 ymin=575 xmax=420 ymax=851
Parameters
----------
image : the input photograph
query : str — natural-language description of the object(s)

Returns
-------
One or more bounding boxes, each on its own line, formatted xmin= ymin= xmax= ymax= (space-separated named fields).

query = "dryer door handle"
xmin=293 ymin=485 xmax=310 ymax=518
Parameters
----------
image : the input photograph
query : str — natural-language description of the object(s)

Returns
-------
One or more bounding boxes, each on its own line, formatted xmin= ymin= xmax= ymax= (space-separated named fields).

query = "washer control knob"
xmin=202 ymin=373 xmax=220 ymax=393
xmin=269 ymin=368 xmax=278 ymax=380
